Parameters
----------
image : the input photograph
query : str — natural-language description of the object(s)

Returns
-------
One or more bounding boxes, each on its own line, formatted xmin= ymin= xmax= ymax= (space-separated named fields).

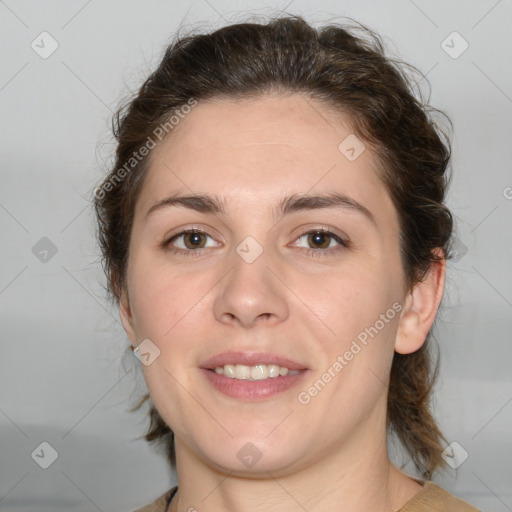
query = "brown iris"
xmin=307 ymin=232 xmax=331 ymax=249
xmin=183 ymin=231 xmax=207 ymax=249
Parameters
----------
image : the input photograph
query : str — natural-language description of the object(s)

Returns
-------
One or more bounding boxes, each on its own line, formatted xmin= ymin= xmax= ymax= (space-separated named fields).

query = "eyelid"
xmin=164 ymin=224 xmax=219 ymax=241
xmin=164 ymin=226 xmax=221 ymax=249
xmin=289 ymin=224 xmax=349 ymax=244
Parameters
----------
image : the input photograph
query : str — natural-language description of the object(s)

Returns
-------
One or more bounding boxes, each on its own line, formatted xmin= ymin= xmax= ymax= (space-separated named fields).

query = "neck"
xmin=168 ymin=419 xmax=422 ymax=512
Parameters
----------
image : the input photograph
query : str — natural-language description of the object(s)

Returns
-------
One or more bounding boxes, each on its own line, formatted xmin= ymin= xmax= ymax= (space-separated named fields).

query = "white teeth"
xmin=251 ymin=364 xmax=268 ymax=380
xmin=268 ymin=364 xmax=280 ymax=377
xmin=224 ymin=364 xmax=235 ymax=378
xmin=235 ymin=364 xmax=251 ymax=379
xmin=213 ymin=363 xmax=300 ymax=380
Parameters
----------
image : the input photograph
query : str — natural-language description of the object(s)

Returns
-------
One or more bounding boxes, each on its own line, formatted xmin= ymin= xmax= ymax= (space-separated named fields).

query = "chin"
xmin=207 ymin=448 xmax=298 ymax=475
xmin=192 ymin=435 xmax=308 ymax=476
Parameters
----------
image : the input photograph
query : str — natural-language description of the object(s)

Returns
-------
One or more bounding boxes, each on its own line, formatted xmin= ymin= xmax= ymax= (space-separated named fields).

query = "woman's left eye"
xmin=293 ymin=230 xmax=348 ymax=251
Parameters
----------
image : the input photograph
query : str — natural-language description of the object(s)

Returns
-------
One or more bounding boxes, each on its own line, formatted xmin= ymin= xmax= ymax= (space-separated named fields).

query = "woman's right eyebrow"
xmin=144 ymin=192 xmax=376 ymax=228
xmin=145 ymin=194 xmax=225 ymax=218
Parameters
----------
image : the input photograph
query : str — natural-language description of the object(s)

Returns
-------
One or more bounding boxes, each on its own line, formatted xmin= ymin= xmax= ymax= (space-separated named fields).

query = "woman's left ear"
xmin=395 ymin=248 xmax=446 ymax=354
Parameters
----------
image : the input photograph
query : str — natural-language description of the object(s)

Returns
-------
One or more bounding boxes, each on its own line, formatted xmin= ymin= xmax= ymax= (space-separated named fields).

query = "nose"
xmin=213 ymin=241 xmax=289 ymax=328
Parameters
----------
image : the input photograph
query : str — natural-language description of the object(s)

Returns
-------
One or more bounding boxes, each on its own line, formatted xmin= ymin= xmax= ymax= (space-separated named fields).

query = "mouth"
xmin=200 ymin=351 xmax=309 ymax=400
xmin=212 ymin=363 xmax=300 ymax=380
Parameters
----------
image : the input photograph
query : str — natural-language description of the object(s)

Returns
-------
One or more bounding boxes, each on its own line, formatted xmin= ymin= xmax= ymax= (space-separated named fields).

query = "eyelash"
xmin=163 ymin=227 xmax=349 ymax=258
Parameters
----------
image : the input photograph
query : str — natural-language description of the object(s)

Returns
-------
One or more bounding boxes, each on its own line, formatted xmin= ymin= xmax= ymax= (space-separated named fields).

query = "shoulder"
xmin=399 ymin=481 xmax=481 ymax=512
xmin=132 ymin=486 xmax=176 ymax=512
xmin=131 ymin=482 xmax=480 ymax=512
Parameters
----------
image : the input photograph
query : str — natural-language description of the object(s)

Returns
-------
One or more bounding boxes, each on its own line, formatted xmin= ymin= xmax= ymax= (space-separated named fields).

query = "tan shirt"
xmin=133 ymin=481 xmax=480 ymax=511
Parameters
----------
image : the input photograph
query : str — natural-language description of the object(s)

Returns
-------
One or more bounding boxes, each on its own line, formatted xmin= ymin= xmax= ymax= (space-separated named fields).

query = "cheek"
xmin=127 ymin=254 xmax=210 ymax=346
xmin=304 ymin=259 xmax=400 ymax=345
xmin=299 ymin=259 xmax=401 ymax=404
xmin=126 ymin=260 xmax=212 ymax=432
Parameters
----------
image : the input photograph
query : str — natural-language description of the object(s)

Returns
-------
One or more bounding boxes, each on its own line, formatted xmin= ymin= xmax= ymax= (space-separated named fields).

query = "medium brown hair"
xmin=94 ymin=14 xmax=454 ymax=479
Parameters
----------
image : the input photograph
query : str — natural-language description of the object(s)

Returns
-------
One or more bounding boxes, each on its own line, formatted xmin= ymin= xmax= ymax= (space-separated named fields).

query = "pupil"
xmin=310 ymin=232 xmax=329 ymax=248
xmin=186 ymin=232 xmax=204 ymax=248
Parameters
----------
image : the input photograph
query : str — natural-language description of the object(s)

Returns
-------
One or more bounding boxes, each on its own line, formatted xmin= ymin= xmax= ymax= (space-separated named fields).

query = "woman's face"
xmin=121 ymin=93 xmax=410 ymax=475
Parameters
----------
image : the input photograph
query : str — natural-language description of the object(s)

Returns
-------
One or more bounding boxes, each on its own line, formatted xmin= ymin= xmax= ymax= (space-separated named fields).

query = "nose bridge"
xmin=213 ymin=232 xmax=289 ymax=327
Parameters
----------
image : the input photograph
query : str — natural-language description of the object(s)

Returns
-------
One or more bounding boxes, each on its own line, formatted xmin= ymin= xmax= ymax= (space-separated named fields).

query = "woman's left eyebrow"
xmin=280 ymin=193 xmax=376 ymax=227
xmin=145 ymin=192 xmax=376 ymax=227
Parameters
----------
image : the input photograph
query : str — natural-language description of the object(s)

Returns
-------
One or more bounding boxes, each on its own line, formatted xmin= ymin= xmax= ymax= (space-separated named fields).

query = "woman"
xmin=94 ymin=14 xmax=480 ymax=512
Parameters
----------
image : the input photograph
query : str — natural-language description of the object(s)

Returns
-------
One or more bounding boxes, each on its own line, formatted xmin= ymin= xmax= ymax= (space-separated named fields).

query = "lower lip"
xmin=200 ymin=369 xmax=309 ymax=400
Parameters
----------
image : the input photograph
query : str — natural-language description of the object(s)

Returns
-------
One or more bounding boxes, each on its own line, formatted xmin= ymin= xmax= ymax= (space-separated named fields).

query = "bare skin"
xmin=120 ymin=92 xmax=445 ymax=512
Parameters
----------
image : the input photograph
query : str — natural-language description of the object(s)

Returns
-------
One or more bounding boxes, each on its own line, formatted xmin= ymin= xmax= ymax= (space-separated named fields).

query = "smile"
xmin=214 ymin=363 xmax=300 ymax=380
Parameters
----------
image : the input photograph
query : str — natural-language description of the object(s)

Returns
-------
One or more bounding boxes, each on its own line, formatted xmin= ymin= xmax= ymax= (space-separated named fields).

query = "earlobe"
xmin=119 ymin=289 xmax=137 ymax=346
xmin=395 ymin=250 xmax=446 ymax=355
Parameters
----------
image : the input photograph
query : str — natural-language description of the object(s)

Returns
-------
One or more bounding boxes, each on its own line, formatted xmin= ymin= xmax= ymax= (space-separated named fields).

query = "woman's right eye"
xmin=165 ymin=230 xmax=218 ymax=253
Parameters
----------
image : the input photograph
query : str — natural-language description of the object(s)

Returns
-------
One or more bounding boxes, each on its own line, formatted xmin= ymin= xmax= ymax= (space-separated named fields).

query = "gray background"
xmin=1 ymin=1 xmax=511 ymax=511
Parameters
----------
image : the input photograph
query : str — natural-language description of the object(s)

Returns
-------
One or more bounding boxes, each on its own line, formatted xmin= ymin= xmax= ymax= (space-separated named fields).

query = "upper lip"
xmin=200 ymin=351 xmax=308 ymax=371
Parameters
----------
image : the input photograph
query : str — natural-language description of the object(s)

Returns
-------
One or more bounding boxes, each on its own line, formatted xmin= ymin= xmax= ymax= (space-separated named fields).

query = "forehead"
xmin=138 ymin=93 xmax=397 ymax=227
